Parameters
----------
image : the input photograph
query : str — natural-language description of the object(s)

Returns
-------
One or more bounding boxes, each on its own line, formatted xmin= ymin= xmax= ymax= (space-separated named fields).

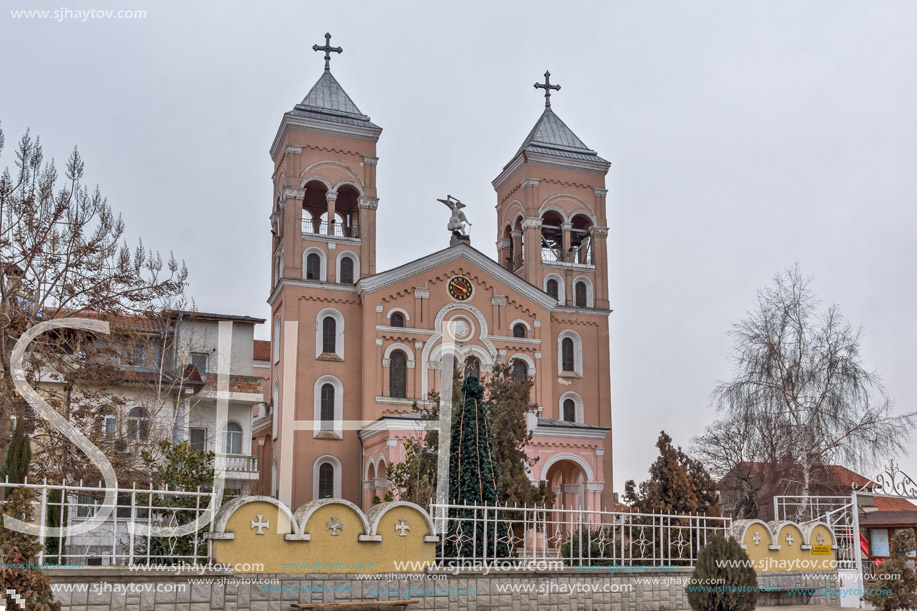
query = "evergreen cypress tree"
xmin=687 ymin=534 xmax=757 ymax=611
xmin=1 ymin=418 xmax=31 ymax=484
xmin=444 ymin=375 xmax=508 ymax=560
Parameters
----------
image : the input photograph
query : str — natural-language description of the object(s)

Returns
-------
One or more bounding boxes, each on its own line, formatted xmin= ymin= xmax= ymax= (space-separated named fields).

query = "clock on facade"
xmin=447 ymin=276 xmax=474 ymax=301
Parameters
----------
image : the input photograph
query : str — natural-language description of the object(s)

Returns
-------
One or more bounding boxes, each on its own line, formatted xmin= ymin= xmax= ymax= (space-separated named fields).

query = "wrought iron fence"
xmin=0 ymin=479 xmax=216 ymax=566
xmin=431 ymin=502 xmax=731 ymax=569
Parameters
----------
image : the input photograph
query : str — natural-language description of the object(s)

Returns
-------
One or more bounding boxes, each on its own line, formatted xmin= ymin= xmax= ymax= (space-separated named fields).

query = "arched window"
xmin=512 ymin=359 xmax=528 ymax=384
xmin=127 ymin=407 xmax=149 ymax=441
xmin=563 ymin=399 xmax=576 ymax=422
xmin=390 ymin=312 xmax=405 ymax=328
xmin=339 ymin=256 xmax=354 ymax=284
xmin=305 ymin=253 xmax=321 ymax=281
xmin=561 ymin=338 xmax=575 ymax=372
xmin=321 ymin=384 xmax=334 ymax=431
xmin=389 ymin=350 xmax=407 ymax=399
xmin=320 ymin=383 xmax=335 ymax=430
xmin=574 ymin=281 xmax=588 ymax=307
xmin=318 ymin=462 xmax=335 ymax=499
xmin=223 ymin=422 xmax=242 ymax=454
xmin=512 ymin=323 xmax=527 ymax=338
xmin=322 ymin=316 xmax=336 ymax=354
xmin=546 ymin=278 xmax=559 ymax=300
xmin=464 ymin=356 xmax=481 ymax=379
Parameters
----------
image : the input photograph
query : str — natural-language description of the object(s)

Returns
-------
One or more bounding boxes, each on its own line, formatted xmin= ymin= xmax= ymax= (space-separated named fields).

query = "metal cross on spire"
xmin=313 ymin=32 xmax=342 ymax=72
xmin=534 ymin=71 xmax=561 ymax=108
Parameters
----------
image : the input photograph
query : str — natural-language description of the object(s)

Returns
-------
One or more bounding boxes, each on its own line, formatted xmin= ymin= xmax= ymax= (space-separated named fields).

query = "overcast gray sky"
xmin=2 ymin=0 xmax=916 ymax=494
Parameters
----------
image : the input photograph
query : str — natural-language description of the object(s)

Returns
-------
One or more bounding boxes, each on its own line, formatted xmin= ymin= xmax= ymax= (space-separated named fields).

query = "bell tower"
xmin=267 ymin=34 xmax=381 ymax=507
xmin=493 ymin=71 xmax=610 ymax=310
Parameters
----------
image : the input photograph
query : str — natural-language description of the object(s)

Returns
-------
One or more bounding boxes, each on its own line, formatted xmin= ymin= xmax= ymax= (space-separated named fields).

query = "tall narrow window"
xmin=563 ymin=398 xmax=576 ymax=422
xmin=389 ymin=351 xmax=407 ymax=398
xmin=561 ymin=338 xmax=575 ymax=372
xmin=464 ymin=356 xmax=481 ymax=379
xmin=575 ymin=281 xmax=588 ymax=307
xmin=322 ymin=317 xmax=336 ymax=354
xmin=512 ymin=323 xmax=527 ymax=338
xmin=189 ymin=427 xmax=207 ymax=452
xmin=390 ymin=312 xmax=405 ymax=328
xmin=512 ymin=359 xmax=528 ymax=384
xmin=339 ymin=256 xmax=354 ymax=284
xmin=306 ymin=253 xmax=321 ymax=281
xmin=101 ymin=408 xmax=117 ymax=439
xmin=546 ymin=278 xmax=559 ymax=300
xmin=320 ymin=383 xmax=335 ymax=430
xmin=127 ymin=407 xmax=150 ymax=441
xmin=318 ymin=462 xmax=335 ymax=498
xmin=223 ymin=422 xmax=243 ymax=455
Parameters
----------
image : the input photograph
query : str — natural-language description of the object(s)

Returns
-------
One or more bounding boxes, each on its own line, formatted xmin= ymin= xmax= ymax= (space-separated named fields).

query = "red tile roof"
xmin=253 ymin=340 xmax=271 ymax=361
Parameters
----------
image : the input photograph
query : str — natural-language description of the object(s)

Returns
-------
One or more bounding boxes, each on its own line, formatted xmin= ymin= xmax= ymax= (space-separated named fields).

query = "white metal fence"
xmin=432 ymin=502 xmax=732 ymax=568
xmin=0 ymin=479 xmax=216 ymax=566
xmin=774 ymin=495 xmax=858 ymax=571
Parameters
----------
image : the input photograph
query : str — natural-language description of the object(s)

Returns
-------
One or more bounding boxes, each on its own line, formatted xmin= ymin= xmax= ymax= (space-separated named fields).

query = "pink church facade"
xmin=259 ymin=40 xmax=614 ymax=513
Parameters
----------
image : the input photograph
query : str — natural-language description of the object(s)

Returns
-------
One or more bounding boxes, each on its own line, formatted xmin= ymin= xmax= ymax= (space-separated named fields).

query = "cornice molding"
xmin=270 ymin=114 xmax=382 ymax=159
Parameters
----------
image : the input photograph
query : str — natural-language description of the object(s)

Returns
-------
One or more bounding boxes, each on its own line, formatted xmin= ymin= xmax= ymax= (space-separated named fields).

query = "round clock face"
xmin=448 ymin=276 xmax=474 ymax=301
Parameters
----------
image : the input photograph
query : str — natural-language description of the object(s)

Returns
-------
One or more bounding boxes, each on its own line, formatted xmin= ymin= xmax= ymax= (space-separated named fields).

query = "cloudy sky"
xmin=2 ymin=0 xmax=916 ymax=493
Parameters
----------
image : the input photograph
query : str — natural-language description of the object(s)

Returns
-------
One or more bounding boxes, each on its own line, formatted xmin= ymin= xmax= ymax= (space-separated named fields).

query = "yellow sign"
xmin=812 ymin=545 xmax=832 ymax=555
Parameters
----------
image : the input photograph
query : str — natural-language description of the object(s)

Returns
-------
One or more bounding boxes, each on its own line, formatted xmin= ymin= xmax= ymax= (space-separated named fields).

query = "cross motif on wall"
xmin=752 ymin=531 xmax=761 ymax=546
xmin=313 ymin=33 xmax=343 ymax=72
xmin=326 ymin=516 xmax=343 ymax=536
xmin=251 ymin=514 xmax=270 ymax=535
xmin=534 ymin=71 xmax=561 ymax=108
xmin=785 ymin=533 xmax=794 ymax=546
xmin=395 ymin=519 xmax=411 ymax=537
xmin=817 ymin=533 xmax=825 ymax=545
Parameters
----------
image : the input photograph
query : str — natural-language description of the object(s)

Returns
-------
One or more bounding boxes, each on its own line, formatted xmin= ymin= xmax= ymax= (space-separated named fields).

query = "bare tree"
xmin=707 ymin=265 xmax=915 ymax=512
xmin=0 ymin=124 xmax=188 ymax=464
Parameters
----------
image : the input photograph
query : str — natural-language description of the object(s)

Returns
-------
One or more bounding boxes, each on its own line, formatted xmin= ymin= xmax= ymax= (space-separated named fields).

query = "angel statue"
xmin=438 ymin=195 xmax=472 ymax=237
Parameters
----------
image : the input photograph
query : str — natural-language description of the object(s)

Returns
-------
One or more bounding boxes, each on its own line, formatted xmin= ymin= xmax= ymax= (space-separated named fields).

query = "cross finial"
xmin=534 ymin=71 xmax=561 ymax=108
xmin=313 ymin=32 xmax=343 ymax=72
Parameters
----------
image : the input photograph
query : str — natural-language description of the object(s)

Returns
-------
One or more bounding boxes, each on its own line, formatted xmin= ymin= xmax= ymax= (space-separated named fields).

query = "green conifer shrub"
xmin=686 ymin=534 xmax=758 ymax=611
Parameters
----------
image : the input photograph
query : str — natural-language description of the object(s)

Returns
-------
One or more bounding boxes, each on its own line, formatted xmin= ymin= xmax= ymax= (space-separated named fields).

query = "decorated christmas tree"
xmin=443 ymin=374 xmax=508 ymax=561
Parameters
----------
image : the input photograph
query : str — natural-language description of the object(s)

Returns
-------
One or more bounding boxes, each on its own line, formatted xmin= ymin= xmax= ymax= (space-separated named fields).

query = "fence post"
xmin=38 ymin=480 xmax=48 ymax=566
xmin=129 ymin=485 xmax=137 ymax=565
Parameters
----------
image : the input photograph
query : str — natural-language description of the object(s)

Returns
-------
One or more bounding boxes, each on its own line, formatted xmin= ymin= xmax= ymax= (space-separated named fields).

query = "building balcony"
xmin=302 ymin=220 xmax=361 ymax=240
xmin=215 ymin=454 xmax=260 ymax=480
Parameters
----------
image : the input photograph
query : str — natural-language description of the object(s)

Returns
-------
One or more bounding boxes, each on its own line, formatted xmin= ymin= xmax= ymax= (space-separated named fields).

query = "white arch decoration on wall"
xmin=420 ymin=303 xmax=497 ymax=398
xmin=312 ymin=455 xmax=343 ymax=500
xmin=302 ymin=247 xmax=327 ymax=282
xmin=543 ymin=273 xmax=565 ymax=305
xmin=509 ymin=319 xmax=532 ymax=334
xmin=299 ymin=175 xmax=334 ymax=191
xmin=383 ymin=342 xmax=416 ymax=367
xmin=385 ymin=307 xmax=411 ymax=322
xmin=540 ymin=193 xmax=595 ymax=219
xmin=335 ymin=250 xmax=360 ymax=284
xmin=508 ymin=352 xmax=536 ymax=376
xmin=572 ymin=275 xmax=594 ymax=308
xmin=312 ymin=375 xmax=343 ymax=438
xmin=558 ymin=391 xmax=584 ymax=424
xmin=315 ymin=308 xmax=345 ymax=359
xmin=300 ymin=160 xmax=364 ymax=188
xmin=539 ymin=452 xmax=595 ymax=482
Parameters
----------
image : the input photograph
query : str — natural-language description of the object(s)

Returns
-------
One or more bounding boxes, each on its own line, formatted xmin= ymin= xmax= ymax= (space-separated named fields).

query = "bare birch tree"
xmin=0 ymin=124 xmax=188 ymax=465
xmin=708 ymin=265 xmax=915 ymax=510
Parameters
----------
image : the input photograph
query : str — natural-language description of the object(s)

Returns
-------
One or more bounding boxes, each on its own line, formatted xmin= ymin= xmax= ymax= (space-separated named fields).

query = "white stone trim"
xmin=543 ymin=273 xmax=565 ymax=305
xmin=559 ymin=391 xmax=584 ymax=424
xmin=385 ymin=307 xmax=410 ymax=322
xmin=508 ymin=353 xmax=536 ymax=376
xmin=509 ymin=319 xmax=532 ymax=336
xmin=383 ymin=342 xmax=416 ymax=367
xmin=315 ymin=308 xmax=345 ymax=359
xmin=302 ymin=247 xmax=327 ymax=282
xmin=312 ymin=455 xmax=343 ymax=500
xmin=557 ymin=330 xmax=583 ymax=377
xmin=539 ymin=453 xmax=595 ymax=481
xmin=335 ymin=250 xmax=360 ymax=284
xmin=312 ymin=375 xmax=343 ymax=439
xmin=572 ymin=275 xmax=594 ymax=308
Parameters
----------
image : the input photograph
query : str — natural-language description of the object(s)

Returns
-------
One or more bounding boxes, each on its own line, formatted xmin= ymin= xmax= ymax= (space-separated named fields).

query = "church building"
xmin=259 ymin=34 xmax=614 ymax=513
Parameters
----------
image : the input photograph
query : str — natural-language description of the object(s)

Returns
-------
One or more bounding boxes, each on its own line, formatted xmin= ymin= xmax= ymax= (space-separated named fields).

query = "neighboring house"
xmin=251 ymin=339 xmax=273 ymax=497
xmin=31 ymin=310 xmax=265 ymax=494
